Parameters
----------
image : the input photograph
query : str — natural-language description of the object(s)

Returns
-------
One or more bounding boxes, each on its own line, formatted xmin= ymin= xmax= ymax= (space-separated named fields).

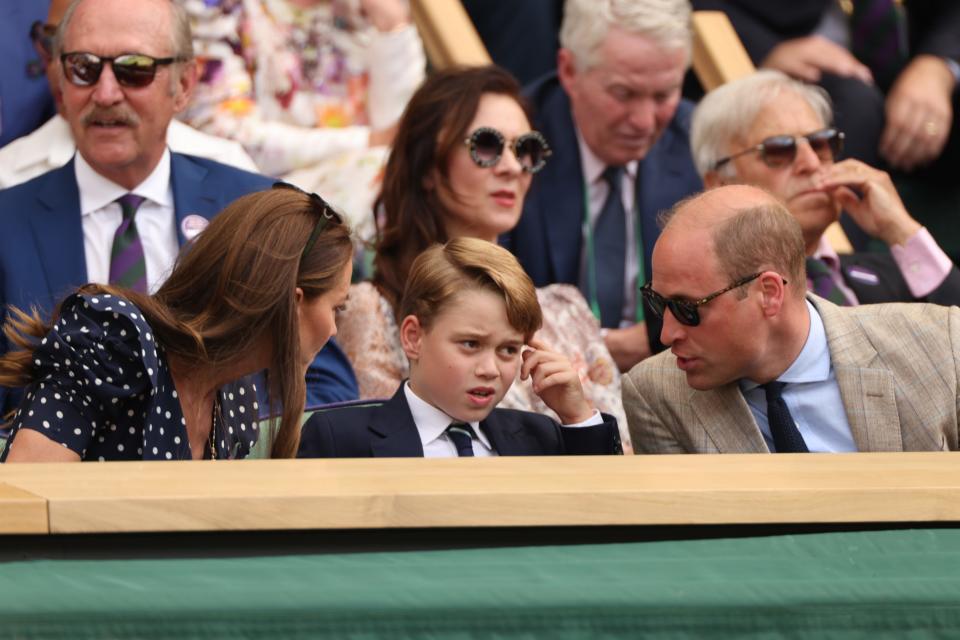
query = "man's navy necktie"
xmin=762 ymin=381 xmax=809 ymax=453
xmin=445 ymin=422 xmax=477 ymax=457
xmin=593 ymin=166 xmax=627 ymax=328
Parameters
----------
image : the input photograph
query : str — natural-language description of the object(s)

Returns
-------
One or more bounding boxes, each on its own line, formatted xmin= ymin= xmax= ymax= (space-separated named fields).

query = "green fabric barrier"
xmin=2 ymin=528 xmax=960 ymax=638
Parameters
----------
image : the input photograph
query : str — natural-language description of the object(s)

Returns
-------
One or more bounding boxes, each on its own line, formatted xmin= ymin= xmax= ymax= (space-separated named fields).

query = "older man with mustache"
xmin=0 ymin=0 xmax=358 ymax=416
xmin=690 ymin=70 xmax=960 ymax=308
xmin=0 ymin=0 xmax=258 ymax=189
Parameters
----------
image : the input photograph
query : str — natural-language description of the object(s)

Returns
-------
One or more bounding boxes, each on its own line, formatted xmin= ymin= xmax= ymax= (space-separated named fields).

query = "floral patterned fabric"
xmin=180 ymin=0 xmax=425 ymax=240
xmin=338 ymin=282 xmax=633 ymax=453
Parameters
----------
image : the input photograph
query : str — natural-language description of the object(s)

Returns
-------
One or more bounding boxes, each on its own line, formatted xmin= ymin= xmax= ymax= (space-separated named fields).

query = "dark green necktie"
xmin=850 ymin=0 xmax=908 ymax=91
xmin=109 ymin=194 xmax=148 ymax=293
xmin=805 ymin=257 xmax=849 ymax=306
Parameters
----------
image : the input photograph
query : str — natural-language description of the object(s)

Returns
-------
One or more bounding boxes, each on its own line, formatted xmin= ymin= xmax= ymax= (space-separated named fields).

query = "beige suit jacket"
xmin=623 ymin=295 xmax=960 ymax=453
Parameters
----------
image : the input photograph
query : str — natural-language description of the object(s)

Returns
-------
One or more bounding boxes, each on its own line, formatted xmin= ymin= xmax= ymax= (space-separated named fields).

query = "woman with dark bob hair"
xmin=337 ymin=65 xmax=629 ymax=449
xmin=1 ymin=185 xmax=352 ymax=462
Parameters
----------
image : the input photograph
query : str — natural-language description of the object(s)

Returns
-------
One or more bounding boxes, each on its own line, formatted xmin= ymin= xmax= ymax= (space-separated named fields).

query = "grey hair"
xmin=690 ymin=70 xmax=834 ymax=180
xmin=560 ymin=0 xmax=692 ymax=70
xmin=54 ymin=0 xmax=194 ymax=61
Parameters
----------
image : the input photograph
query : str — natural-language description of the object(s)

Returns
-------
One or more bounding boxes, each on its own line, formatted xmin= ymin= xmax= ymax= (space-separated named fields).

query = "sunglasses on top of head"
xmin=463 ymin=127 xmax=552 ymax=174
xmin=60 ymin=51 xmax=188 ymax=89
xmin=271 ymin=182 xmax=344 ymax=264
xmin=713 ymin=128 xmax=845 ymax=170
xmin=640 ymin=272 xmax=787 ymax=327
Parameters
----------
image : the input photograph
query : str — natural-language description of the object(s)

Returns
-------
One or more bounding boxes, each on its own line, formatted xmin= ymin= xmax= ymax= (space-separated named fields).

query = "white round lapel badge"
xmin=181 ymin=214 xmax=209 ymax=240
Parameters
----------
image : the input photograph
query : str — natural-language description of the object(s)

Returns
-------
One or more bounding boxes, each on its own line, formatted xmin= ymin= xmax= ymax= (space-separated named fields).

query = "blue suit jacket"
xmin=0 ymin=1 xmax=55 ymax=147
xmin=0 ymin=153 xmax=357 ymax=412
xmin=502 ymin=73 xmax=703 ymax=343
xmin=297 ymin=385 xmax=622 ymax=458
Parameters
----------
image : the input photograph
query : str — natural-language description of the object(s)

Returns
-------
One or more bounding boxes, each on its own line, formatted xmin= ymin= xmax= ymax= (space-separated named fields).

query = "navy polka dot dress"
xmin=1 ymin=293 xmax=260 ymax=461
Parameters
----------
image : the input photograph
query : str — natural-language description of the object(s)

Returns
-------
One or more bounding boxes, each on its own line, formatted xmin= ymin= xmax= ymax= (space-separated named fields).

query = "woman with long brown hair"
xmin=1 ymin=185 xmax=352 ymax=462
xmin=338 ymin=65 xmax=630 ymax=449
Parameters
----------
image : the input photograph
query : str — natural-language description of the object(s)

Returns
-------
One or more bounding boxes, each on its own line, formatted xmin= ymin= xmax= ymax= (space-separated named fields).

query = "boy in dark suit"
xmin=298 ymin=238 xmax=622 ymax=458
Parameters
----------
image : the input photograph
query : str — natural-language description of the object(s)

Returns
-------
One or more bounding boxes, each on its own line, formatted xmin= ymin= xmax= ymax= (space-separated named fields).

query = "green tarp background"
xmin=2 ymin=528 xmax=959 ymax=638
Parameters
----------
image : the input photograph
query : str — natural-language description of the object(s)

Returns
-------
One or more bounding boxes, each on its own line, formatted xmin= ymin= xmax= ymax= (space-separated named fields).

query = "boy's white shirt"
xmin=403 ymin=381 xmax=602 ymax=458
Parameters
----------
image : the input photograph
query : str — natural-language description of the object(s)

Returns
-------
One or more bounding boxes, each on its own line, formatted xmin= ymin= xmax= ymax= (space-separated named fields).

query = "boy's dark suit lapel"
xmin=365 ymin=390 xmax=540 ymax=456
xmin=367 ymin=389 xmax=425 ymax=457
xmin=480 ymin=412 xmax=536 ymax=455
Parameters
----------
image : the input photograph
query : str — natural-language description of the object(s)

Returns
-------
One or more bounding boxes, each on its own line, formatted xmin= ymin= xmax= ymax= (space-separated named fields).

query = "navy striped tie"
xmin=445 ymin=422 xmax=477 ymax=457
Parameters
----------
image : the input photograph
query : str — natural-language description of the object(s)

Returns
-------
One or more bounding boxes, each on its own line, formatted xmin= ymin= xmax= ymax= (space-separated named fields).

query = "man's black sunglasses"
xmin=713 ymin=128 xmax=844 ymax=170
xmin=60 ymin=51 xmax=188 ymax=88
xmin=463 ymin=127 xmax=552 ymax=174
xmin=641 ymin=272 xmax=785 ymax=327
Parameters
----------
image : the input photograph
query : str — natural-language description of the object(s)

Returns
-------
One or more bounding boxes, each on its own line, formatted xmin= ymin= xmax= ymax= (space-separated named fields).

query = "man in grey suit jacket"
xmin=623 ymin=185 xmax=959 ymax=453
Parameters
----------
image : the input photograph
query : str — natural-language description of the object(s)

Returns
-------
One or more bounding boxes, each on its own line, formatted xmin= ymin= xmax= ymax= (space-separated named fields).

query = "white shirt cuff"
xmin=562 ymin=409 xmax=604 ymax=428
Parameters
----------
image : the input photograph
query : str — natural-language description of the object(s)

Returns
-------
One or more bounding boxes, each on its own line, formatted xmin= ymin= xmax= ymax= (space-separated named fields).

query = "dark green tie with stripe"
xmin=109 ymin=194 xmax=148 ymax=293
xmin=805 ymin=257 xmax=850 ymax=306
xmin=850 ymin=0 xmax=908 ymax=91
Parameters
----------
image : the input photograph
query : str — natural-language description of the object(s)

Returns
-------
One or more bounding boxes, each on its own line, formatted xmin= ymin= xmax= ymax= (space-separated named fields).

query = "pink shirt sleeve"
xmin=889 ymin=227 xmax=953 ymax=298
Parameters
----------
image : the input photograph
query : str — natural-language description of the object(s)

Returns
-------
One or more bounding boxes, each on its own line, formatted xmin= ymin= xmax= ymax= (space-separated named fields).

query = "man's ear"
xmin=557 ymin=48 xmax=578 ymax=95
xmin=757 ymin=271 xmax=787 ymax=318
xmin=399 ymin=314 xmax=424 ymax=362
xmin=172 ymin=60 xmax=198 ymax=112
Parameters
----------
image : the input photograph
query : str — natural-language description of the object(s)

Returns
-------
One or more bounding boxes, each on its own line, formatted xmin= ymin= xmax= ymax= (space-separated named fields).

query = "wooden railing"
xmin=3 ymin=453 xmax=959 ymax=534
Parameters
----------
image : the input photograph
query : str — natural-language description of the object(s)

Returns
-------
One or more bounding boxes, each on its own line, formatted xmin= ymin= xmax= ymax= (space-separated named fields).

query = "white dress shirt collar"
xmin=403 ymin=381 xmax=493 ymax=452
xmin=574 ymin=126 xmax=638 ymax=186
xmin=75 ymin=147 xmax=174 ymax=217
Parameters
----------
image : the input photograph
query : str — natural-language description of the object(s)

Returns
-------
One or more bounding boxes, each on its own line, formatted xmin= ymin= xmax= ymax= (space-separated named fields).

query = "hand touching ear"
xmin=521 ymin=339 xmax=595 ymax=424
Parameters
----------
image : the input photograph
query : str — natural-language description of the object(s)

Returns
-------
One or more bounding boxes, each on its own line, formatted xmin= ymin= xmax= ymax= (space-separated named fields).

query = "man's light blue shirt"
xmin=739 ymin=300 xmax=857 ymax=453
